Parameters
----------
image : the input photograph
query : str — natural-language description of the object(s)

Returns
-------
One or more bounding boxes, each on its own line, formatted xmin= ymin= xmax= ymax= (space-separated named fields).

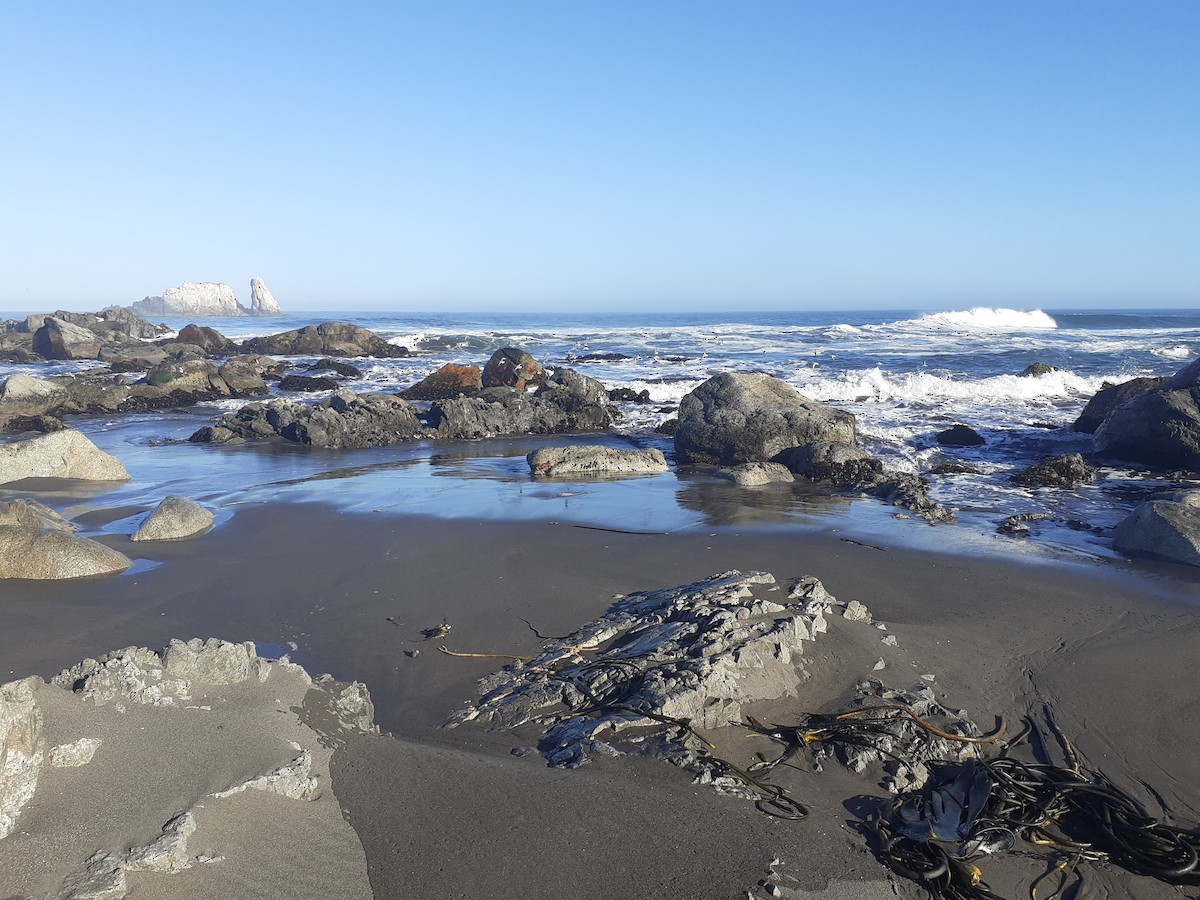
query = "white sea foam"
xmin=906 ymin=308 xmax=1058 ymax=330
xmin=1152 ymin=345 xmax=1194 ymax=360
xmin=792 ymin=367 xmax=1102 ymax=407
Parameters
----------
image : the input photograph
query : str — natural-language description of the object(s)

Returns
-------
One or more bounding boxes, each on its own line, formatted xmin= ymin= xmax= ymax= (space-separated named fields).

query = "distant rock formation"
xmin=130 ymin=279 xmax=284 ymax=318
xmin=249 ymin=278 xmax=283 ymax=316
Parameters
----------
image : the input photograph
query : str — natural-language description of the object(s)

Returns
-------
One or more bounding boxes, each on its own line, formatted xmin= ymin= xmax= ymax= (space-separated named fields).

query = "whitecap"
xmin=1152 ymin=345 xmax=1194 ymax=360
xmin=905 ymin=308 xmax=1058 ymax=330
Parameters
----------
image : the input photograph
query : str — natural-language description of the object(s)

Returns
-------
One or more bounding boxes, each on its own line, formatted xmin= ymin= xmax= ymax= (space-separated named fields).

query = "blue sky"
xmin=1 ymin=1 xmax=1196 ymax=313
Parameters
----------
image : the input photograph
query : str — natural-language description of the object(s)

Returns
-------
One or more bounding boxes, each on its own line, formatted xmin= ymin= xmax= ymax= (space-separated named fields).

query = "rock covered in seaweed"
xmin=1011 ymin=453 xmax=1096 ymax=488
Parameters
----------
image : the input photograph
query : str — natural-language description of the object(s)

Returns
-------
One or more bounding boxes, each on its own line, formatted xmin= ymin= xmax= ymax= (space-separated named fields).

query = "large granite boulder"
xmin=1112 ymin=492 xmax=1200 ymax=567
xmin=0 ymin=499 xmax=73 ymax=531
xmin=0 ymin=430 xmax=130 ymax=484
xmin=674 ymin=373 xmax=858 ymax=467
xmin=190 ymin=391 xmax=427 ymax=449
xmin=1092 ymin=357 xmax=1200 ymax=470
xmin=483 ymin=348 xmax=545 ymax=391
xmin=0 ymin=526 xmax=132 ymax=579
xmin=400 ymin=364 xmax=482 ymax=400
xmin=132 ymin=282 xmax=246 ymax=317
xmin=0 ymin=374 xmax=65 ymax=405
xmin=243 ymin=322 xmax=410 ymax=358
xmin=527 ymin=446 xmax=668 ymax=477
xmin=32 ymin=317 xmax=103 ymax=360
xmin=1074 ymin=376 xmax=1167 ymax=434
xmin=249 ymin=277 xmax=283 ymax=316
xmin=132 ymin=496 xmax=214 ymax=542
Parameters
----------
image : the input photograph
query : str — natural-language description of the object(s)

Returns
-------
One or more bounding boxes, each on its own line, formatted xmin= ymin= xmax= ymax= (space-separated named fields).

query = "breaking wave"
xmin=907 ymin=308 xmax=1058 ymax=330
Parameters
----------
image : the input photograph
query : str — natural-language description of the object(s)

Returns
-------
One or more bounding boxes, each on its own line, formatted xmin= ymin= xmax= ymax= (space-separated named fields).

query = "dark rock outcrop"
xmin=175 ymin=323 xmax=237 ymax=354
xmin=608 ymin=387 xmax=652 ymax=404
xmin=243 ymin=322 xmax=410 ymax=358
xmin=190 ymin=391 xmax=427 ymax=449
xmin=1073 ymin=376 xmax=1166 ymax=434
xmin=1011 ymin=453 xmax=1096 ymax=488
xmin=279 ymin=374 xmax=340 ymax=393
xmin=307 ymin=359 xmax=363 ymax=378
xmin=1021 ymin=363 xmax=1057 ymax=377
xmin=400 ymin=364 xmax=482 ymax=400
xmin=482 ymin=348 xmax=545 ymax=391
xmin=1090 ymin=357 xmax=1200 ymax=471
xmin=935 ymin=424 xmax=985 ymax=447
xmin=674 ymin=373 xmax=858 ymax=467
xmin=32 ymin=317 xmax=103 ymax=360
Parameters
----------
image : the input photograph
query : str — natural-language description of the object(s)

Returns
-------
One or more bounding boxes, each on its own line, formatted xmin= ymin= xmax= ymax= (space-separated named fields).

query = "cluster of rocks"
xmin=0 ymin=430 xmax=214 ymax=579
xmin=130 ymin=278 xmax=283 ymax=318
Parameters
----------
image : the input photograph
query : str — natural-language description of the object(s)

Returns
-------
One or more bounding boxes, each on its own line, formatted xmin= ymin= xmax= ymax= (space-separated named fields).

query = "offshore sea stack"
xmin=130 ymin=279 xmax=284 ymax=318
xmin=1092 ymin=355 xmax=1200 ymax=471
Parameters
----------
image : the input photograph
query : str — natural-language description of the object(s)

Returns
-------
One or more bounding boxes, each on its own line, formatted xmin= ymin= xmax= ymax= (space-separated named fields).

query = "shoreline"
xmin=4 ymin=500 xmax=1199 ymax=897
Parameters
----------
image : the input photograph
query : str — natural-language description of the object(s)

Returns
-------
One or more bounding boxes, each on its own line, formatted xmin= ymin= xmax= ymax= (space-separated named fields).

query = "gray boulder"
xmin=163 ymin=638 xmax=260 ymax=684
xmin=482 ymin=348 xmax=545 ymax=390
xmin=527 ymin=446 xmax=668 ymax=477
xmin=533 ymin=368 xmax=617 ymax=431
xmin=175 ymin=323 xmax=237 ymax=354
xmin=400 ymin=364 xmax=482 ymax=400
xmin=0 ymin=678 xmax=42 ymax=839
xmin=1113 ymin=493 xmax=1200 ymax=567
xmin=0 ymin=374 xmax=65 ymax=405
xmin=32 ymin=317 xmax=103 ymax=360
xmin=1093 ymin=357 xmax=1200 ymax=470
xmin=0 ymin=499 xmax=73 ymax=531
xmin=243 ymin=322 xmax=410 ymax=358
xmin=0 ymin=526 xmax=131 ymax=579
xmin=1011 ymin=453 xmax=1096 ymax=488
xmin=0 ymin=430 xmax=130 ymax=484
xmin=132 ymin=496 xmax=214 ymax=542
xmin=714 ymin=462 xmax=795 ymax=485
xmin=774 ymin=440 xmax=882 ymax=484
xmin=674 ymin=373 xmax=858 ymax=467
xmin=98 ymin=343 xmax=168 ymax=371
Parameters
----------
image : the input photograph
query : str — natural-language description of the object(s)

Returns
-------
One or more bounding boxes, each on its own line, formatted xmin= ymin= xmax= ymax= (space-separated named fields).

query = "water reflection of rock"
xmin=674 ymin=469 xmax=852 ymax=526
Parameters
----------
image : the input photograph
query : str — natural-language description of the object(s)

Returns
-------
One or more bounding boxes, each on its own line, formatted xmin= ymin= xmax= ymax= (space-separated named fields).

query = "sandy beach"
xmin=3 ymin=497 xmax=1199 ymax=899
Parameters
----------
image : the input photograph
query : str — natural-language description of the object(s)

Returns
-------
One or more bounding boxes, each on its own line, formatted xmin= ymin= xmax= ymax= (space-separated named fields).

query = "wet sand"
xmin=3 ymin=502 xmax=1200 ymax=898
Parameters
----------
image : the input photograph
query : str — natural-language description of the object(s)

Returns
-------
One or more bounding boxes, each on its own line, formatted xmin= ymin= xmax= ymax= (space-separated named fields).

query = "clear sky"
xmin=1 ymin=1 xmax=1196 ymax=313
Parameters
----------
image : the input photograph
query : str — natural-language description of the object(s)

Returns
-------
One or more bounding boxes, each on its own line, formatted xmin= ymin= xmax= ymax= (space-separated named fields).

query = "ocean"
xmin=4 ymin=305 xmax=1198 ymax=564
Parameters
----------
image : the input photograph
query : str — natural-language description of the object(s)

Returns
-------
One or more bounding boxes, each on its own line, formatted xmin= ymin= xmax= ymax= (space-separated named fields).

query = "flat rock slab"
xmin=0 ymin=430 xmax=130 ymax=484
xmin=132 ymin=496 xmax=214 ymax=542
xmin=527 ymin=445 xmax=668 ymax=477
xmin=715 ymin=461 xmax=795 ymax=485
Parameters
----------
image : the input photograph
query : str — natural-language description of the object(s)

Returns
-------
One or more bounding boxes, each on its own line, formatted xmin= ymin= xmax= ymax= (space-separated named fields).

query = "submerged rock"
xmin=1113 ymin=492 xmax=1200 ymax=567
xmin=1011 ymin=453 xmax=1096 ymax=488
xmin=527 ymin=445 xmax=668 ymax=477
xmin=0 ymin=429 xmax=130 ymax=484
xmin=935 ymin=424 xmax=985 ymax=447
xmin=714 ymin=461 xmax=795 ymax=485
xmin=674 ymin=373 xmax=858 ymax=467
xmin=131 ymin=496 xmax=214 ymax=542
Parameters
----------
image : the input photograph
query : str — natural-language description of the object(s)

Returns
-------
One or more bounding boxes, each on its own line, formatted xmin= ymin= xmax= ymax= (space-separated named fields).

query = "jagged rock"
xmin=997 ymin=513 xmax=1050 ymax=536
xmin=49 ymin=737 xmax=102 ymax=768
xmin=32 ymin=316 xmax=104 ymax=360
xmin=865 ymin=473 xmax=955 ymax=524
xmin=0 ymin=429 xmax=130 ymax=484
xmin=279 ymin=374 xmax=340 ymax=393
xmin=1011 ymin=453 xmax=1096 ymax=488
xmin=429 ymin=370 xmax=617 ymax=440
xmin=0 ymin=677 xmax=43 ymax=839
xmin=533 ymin=368 xmax=617 ymax=431
xmin=1092 ymin=357 xmax=1200 ymax=470
xmin=191 ymin=391 xmax=427 ymax=449
xmin=714 ymin=462 xmax=795 ymax=485
xmin=1021 ymin=363 xmax=1057 ymax=377
xmin=482 ymin=347 xmax=545 ymax=390
xmin=131 ymin=496 xmax=214 ymax=542
xmin=0 ymin=526 xmax=132 ymax=579
xmin=527 ymin=445 xmax=668 ymax=477
xmin=163 ymin=638 xmax=260 ymax=685
xmin=94 ymin=306 xmax=170 ymax=340
xmin=244 ymin=321 xmax=410 ymax=358
xmin=935 ymin=424 xmax=985 ymax=447
xmin=448 ymin=571 xmax=818 ymax=768
xmin=213 ymin=749 xmax=319 ymax=800
xmin=175 ymin=323 xmax=237 ymax=353
xmin=1113 ymin=492 xmax=1200 ymax=567
xmin=249 ymin=277 xmax=283 ymax=316
xmin=1074 ymin=376 xmax=1166 ymax=434
xmin=307 ymin=358 xmax=363 ymax=378
xmin=400 ymin=364 xmax=482 ymax=400
xmin=843 ymin=600 xmax=873 ymax=623
xmin=132 ymin=282 xmax=245 ymax=317
xmin=675 ymin=373 xmax=858 ymax=467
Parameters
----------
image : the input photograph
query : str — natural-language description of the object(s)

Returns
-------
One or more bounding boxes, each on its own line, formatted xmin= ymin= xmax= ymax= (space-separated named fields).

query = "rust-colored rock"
xmin=401 ymin=364 xmax=483 ymax=401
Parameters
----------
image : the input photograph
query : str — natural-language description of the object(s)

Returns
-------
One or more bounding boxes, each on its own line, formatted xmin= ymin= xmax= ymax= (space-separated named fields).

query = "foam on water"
xmin=905 ymin=307 xmax=1058 ymax=330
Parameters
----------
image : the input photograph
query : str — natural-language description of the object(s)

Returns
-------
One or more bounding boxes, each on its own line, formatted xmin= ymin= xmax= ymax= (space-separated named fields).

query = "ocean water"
xmin=4 ymin=306 xmax=1198 ymax=564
